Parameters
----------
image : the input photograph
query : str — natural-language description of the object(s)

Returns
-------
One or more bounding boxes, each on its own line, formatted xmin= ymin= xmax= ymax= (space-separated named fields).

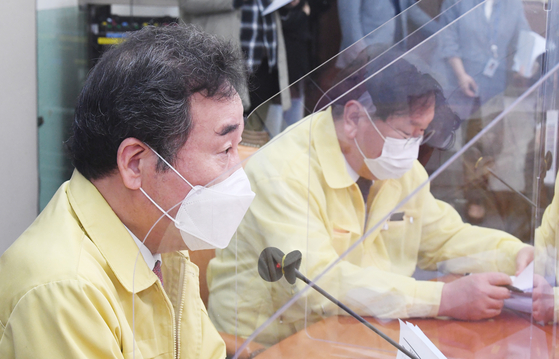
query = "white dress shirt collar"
xmin=125 ymin=226 xmax=162 ymax=271
xmin=344 ymin=156 xmax=360 ymax=183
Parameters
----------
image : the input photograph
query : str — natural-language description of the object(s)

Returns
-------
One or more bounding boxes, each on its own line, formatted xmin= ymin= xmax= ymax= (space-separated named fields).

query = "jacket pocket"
xmin=382 ymin=212 xmax=420 ymax=270
xmin=331 ymin=228 xmax=351 ymax=256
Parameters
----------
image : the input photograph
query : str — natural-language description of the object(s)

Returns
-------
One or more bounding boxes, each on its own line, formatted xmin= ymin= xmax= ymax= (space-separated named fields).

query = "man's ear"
xmin=342 ymin=100 xmax=364 ymax=140
xmin=116 ymin=138 xmax=151 ymax=190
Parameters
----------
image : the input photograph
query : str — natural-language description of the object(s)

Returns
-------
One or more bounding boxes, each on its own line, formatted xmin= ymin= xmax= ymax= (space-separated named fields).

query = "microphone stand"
xmin=473 ymin=150 xmax=552 ymax=209
xmin=258 ymin=247 xmax=419 ymax=359
xmin=482 ymin=166 xmax=536 ymax=208
xmin=294 ymin=268 xmax=420 ymax=359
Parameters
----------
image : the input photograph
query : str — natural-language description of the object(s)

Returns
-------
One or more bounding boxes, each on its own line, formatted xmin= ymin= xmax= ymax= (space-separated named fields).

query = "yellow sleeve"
xmin=247 ymin=174 xmax=444 ymax=319
xmin=417 ymin=190 xmax=528 ymax=275
xmin=0 ymin=280 xmax=126 ymax=358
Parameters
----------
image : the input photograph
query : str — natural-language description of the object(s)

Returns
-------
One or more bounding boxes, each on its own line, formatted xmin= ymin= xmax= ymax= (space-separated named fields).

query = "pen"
xmin=463 ymin=273 xmax=524 ymax=293
xmin=499 ymin=284 xmax=524 ymax=293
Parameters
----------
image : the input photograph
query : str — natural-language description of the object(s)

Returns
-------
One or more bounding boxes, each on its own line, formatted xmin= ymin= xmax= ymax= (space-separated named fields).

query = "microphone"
xmin=258 ymin=247 xmax=419 ymax=359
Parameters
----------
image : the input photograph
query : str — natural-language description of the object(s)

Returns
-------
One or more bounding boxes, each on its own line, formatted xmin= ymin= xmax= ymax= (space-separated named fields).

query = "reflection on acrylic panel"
xmin=223 ymin=0 xmax=559 ymax=358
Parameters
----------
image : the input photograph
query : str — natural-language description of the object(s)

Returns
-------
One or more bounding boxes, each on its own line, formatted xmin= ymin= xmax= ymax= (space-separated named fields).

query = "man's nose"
xmin=230 ymin=149 xmax=241 ymax=168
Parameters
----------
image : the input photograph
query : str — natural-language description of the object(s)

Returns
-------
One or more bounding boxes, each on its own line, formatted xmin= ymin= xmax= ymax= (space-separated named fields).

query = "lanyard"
xmin=487 ymin=0 xmax=501 ymax=58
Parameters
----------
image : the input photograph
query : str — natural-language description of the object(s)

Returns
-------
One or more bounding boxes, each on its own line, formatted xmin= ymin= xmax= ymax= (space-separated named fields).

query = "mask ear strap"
xmin=354 ymin=138 xmax=369 ymax=160
xmin=363 ymin=110 xmax=386 ymax=141
xmin=140 ymin=187 xmax=179 ymax=225
xmin=144 ymin=144 xmax=194 ymax=188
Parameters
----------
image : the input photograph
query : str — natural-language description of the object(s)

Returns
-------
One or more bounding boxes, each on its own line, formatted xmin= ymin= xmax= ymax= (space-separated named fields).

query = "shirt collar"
xmin=344 ymin=157 xmax=360 ymax=183
xmin=314 ymin=107 xmax=358 ymax=189
xmin=66 ymin=170 xmax=158 ymax=293
xmin=125 ymin=226 xmax=162 ymax=271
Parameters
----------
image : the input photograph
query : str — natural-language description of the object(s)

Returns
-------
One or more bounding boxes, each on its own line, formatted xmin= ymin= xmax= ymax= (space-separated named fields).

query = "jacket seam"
xmin=76 ymin=233 xmax=86 ymax=277
xmin=3 ymin=278 xmax=85 ymax=330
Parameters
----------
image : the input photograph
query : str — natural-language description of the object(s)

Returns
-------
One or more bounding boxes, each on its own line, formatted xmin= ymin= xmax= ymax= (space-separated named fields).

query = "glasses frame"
xmin=369 ymin=112 xmax=437 ymax=148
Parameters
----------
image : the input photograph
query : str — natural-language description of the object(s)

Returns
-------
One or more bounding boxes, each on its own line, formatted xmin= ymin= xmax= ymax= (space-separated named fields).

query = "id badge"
xmin=483 ymin=58 xmax=500 ymax=78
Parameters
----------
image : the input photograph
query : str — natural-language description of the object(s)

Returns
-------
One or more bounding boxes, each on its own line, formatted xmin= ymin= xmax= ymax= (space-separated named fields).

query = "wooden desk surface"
xmin=257 ymin=310 xmax=558 ymax=359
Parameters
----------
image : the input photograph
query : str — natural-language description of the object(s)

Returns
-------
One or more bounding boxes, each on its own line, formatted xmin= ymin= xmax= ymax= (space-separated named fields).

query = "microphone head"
xmin=258 ymin=247 xmax=285 ymax=282
xmin=540 ymin=151 xmax=553 ymax=179
xmin=473 ymin=155 xmax=494 ymax=177
xmin=283 ymin=250 xmax=302 ymax=285
xmin=545 ymin=151 xmax=553 ymax=172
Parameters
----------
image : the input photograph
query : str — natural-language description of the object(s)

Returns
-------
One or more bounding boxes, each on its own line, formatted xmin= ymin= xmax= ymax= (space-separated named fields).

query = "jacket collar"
xmin=66 ymin=170 xmax=156 ymax=293
xmin=314 ymin=108 xmax=357 ymax=190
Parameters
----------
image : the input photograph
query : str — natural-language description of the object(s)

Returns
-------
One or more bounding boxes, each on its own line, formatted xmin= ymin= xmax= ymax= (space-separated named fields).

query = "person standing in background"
xmin=438 ymin=0 xmax=530 ymax=224
xmin=337 ymin=0 xmax=439 ymax=67
xmin=179 ymin=0 xmax=251 ymax=109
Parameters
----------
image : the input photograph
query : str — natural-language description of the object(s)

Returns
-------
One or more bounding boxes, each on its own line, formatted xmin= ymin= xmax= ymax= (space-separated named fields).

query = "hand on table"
xmin=532 ymin=274 xmax=555 ymax=323
xmin=438 ymin=272 xmax=512 ymax=320
xmin=515 ymin=246 xmax=534 ymax=276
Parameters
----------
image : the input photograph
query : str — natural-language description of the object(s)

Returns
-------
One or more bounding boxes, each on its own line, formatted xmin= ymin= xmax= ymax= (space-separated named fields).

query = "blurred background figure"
xmin=439 ymin=0 xmax=530 ymax=119
xmin=336 ymin=0 xmax=440 ymax=68
xmin=241 ymin=0 xmax=315 ymax=138
xmin=437 ymin=0 xmax=533 ymax=229
xmin=281 ymin=0 xmax=312 ymax=129
xmin=179 ymin=0 xmax=251 ymax=109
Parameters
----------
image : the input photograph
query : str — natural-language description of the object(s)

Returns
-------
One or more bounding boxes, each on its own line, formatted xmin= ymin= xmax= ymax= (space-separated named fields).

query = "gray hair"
xmin=67 ymin=24 xmax=247 ymax=180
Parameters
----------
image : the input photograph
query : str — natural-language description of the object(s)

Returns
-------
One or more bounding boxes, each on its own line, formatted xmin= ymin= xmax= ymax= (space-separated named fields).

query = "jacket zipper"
xmin=175 ymin=260 xmax=186 ymax=359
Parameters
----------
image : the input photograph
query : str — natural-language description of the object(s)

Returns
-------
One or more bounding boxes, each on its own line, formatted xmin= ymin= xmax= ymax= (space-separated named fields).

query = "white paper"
xmin=262 ymin=0 xmax=292 ymax=15
xmin=504 ymin=261 xmax=533 ymax=313
xmin=510 ymin=261 xmax=534 ymax=292
xmin=512 ymin=30 xmax=546 ymax=78
xmin=396 ymin=320 xmax=447 ymax=359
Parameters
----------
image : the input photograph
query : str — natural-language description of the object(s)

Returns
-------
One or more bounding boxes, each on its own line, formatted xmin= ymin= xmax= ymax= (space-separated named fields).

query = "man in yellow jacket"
xmin=0 ymin=25 xmax=252 ymax=358
xmin=532 ymin=177 xmax=559 ymax=323
xmin=207 ymin=56 xmax=534 ymax=347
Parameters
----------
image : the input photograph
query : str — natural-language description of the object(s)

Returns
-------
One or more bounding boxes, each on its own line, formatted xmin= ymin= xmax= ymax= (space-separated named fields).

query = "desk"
xmin=258 ymin=310 xmax=558 ymax=358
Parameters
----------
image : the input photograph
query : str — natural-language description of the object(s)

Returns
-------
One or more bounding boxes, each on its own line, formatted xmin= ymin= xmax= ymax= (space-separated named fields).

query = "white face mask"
xmin=141 ymin=148 xmax=255 ymax=251
xmin=355 ymin=111 xmax=421 ymax=180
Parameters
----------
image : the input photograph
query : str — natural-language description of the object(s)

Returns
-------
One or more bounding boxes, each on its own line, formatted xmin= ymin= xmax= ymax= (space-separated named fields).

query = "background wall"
xmin=36 ymin=3 xmax=87 ymax=210
xmin=0 ymin=0 xmax=39 ymax=254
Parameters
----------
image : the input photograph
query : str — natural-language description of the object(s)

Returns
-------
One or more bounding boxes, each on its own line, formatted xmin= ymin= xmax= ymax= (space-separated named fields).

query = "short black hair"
xmin=324 ymin=44 xmax=459 ymax=149
xmin=67 ymin=24 xmax=247 ymax=180
xmin=321 ymin=45 xmax=440 ymax=118
xmin=366 ymin=56 xmax=459 ymax=149
xmin=364 ymin=52 xmax=439 ymax=120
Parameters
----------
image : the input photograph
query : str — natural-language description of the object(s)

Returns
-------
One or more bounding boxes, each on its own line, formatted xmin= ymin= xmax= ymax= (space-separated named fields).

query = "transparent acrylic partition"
xmin=245 ymin=0 xmax=447 ymax=137
xmin=534 ymin=0 xmax=559 ymax=355
xmin=204 ymin=1 xmax=559 ymax=359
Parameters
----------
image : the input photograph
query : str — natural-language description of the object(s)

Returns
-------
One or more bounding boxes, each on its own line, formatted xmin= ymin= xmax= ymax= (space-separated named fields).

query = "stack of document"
xmin=397 ymin=320 xmax=447 ymax=359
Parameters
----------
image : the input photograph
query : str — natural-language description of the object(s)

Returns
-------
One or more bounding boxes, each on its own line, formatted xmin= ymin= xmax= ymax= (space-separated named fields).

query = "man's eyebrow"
xmin=215 ymin=123 xmax=240 ymax=136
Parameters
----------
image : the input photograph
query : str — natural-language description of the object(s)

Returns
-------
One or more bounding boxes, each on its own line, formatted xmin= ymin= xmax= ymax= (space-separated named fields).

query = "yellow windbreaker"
xmin=0 ymin=170 xmax=225 ymax=359
xmin=535 ymin=177 xmax=559 ymax=322
xmin=207 ymin=107 xmax=528 ymax=347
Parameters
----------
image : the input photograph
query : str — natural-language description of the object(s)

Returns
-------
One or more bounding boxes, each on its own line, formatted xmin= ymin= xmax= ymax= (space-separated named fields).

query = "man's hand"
xmin=515 ymin=246 xmax=534 ymax=276
xmin=448 ymin=57 xmax=478 ymax=97
xmin=438 ymin=272 xmax=512 ymax=320
xmin=532 ymin=274 xmax=555 ymax=323
xmin=287 ymin=0 xmax=300 ymax=7
xmin=457 ymin=73 xmax=478 ymax=97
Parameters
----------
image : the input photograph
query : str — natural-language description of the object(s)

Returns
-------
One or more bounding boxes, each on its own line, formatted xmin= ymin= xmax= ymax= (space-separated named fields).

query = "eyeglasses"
xmin=364 ymin=110 xmax=436 ymax=148
xmin=382 ymin=120 xmax=436 ymax=148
